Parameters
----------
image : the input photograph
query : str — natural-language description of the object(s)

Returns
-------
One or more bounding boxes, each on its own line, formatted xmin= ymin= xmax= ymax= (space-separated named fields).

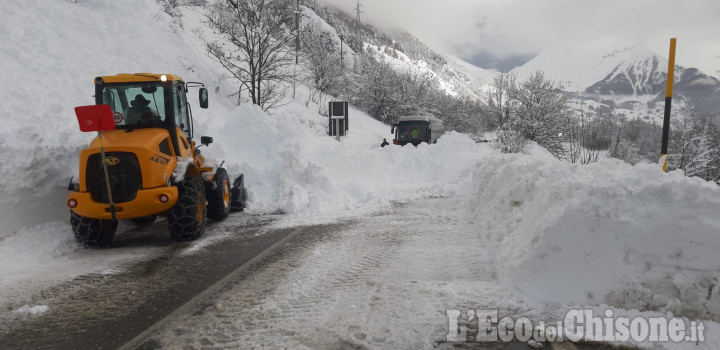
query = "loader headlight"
xmin=67 ymin=199 xmax=78 ymax=208
xmin=159 ymin=194 xmax=169 ymax=203
xmin=160 ymin=74 xmax=167 ymax=82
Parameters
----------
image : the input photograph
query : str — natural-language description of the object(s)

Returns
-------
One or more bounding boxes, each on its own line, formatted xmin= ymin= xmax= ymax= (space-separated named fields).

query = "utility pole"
xmin=295 ymin=0 xmax=300 ymax=65
xmin=293 ymin=0 xmax=300 ymax=98
xmin=660 ymin=38 xmax=677 ymax=172
xmin=354 ymin=0 xmax=363 ymax=27
xmin=339 ymin=32 xmax=345 ymax=69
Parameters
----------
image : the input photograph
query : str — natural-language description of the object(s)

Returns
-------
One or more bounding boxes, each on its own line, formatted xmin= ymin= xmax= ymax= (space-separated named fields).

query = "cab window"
xmin=100 ymin=83 xmax=166 ymax=128
xmin=173 ymin=85 xmax=190 ymax=138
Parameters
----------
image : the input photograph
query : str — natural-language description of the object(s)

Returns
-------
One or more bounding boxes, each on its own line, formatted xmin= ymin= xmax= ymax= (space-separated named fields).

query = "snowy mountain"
xmin=511 ymin=45 xmax=720 ymax=118
xmin=512 ymin=46 xmax=664 ymax=93
xmin=384 ymin=29 xmax=497 ymax=100
xmin=304 ymin=2 xmax=495 ymax=101
xmin=361 ymin=42 xmax=494 ymax=100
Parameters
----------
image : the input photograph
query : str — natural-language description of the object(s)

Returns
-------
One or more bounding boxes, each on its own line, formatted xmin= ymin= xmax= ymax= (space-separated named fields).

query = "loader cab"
xmin=94 ymin=74 xmax=208 ymax=157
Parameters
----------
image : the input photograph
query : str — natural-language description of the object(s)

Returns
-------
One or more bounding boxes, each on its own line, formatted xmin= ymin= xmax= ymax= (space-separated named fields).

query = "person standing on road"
xmin=381 ymin=138 xmax=389 ymax=147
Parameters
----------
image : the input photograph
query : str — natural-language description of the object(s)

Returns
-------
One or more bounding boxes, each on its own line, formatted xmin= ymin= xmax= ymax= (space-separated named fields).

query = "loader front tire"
xmin=168 ymin=175 xmax=206 ymax=242
xmin=70 ymin=211 xmax=118 ymax=247
xmin=206 ymin=168 xmax=231 ymax=221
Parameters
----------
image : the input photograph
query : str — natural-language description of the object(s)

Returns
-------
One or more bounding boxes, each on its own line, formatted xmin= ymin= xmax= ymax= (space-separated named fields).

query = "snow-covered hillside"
xmin=0 ymin=0 xmax=494 ymax=236
xmin=362 ymin=43 xmax=494 ymax=100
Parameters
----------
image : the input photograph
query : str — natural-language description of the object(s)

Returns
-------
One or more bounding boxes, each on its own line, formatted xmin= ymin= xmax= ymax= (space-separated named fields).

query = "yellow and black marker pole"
xmin=660 ymin=38 xmax=677 ymax=172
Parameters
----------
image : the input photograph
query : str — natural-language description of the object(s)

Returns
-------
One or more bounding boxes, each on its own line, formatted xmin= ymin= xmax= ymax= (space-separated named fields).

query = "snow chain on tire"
xmin=168 ymin=175 xmax=207 ymax=242
xmin=70 ymin=211 xmax=118 ymax=247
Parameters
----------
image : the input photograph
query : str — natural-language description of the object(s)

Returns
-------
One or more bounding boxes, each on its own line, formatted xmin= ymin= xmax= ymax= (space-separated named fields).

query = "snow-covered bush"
xmin=487 ymin=70 xmax=568 ymax=158
xmin=493 ymin=127 xmax=528 ymax=154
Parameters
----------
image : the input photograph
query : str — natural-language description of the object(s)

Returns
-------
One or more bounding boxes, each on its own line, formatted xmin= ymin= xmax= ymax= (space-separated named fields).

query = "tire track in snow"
xmin=154 ymin=197 xmax=522 ymax=350
xmin=155 ymin=214 xmax=409 ymax=349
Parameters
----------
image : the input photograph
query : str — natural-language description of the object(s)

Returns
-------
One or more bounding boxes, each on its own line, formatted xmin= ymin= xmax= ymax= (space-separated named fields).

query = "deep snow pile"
xmin=0 ymin=0 xmax=492 ymax=295
xmin=0 ymin=0 xmax=223 ymax=235
xmin=467 ymin=155 xmax=720 ymax=322
xmin=198 ymin=99 xmax=492 ymax=220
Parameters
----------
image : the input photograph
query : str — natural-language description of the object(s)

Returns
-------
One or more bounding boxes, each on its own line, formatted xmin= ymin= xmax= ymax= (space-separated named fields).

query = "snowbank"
xmin=0 ymin=0 xmax=222 ymax=235
xmin=467 ymin=155 xmax=720 ymax=321
xmin=0 ymin=0 xmax=494 ymax=300
xmin=202 ymin=102 xmax=492 ymax=218
xmin=0 ymin=0 xmax=491 ymax=235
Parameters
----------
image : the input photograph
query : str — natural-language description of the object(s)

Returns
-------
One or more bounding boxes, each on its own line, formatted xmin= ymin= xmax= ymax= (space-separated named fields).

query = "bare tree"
xmin=670 ymin=104 xmax=699 ymax=170
xmin=609 ymin=117 xmax=658 ymax=165
xmin=507 ymin=70 xmax=568 ymax=158
xmin=669 ymin=104 xmax=720 ymax=179
xmin=565 ymin=111 xmax=613 ymax=164
xmin=299 ymin=23 xmax=344 ymax=105
xmin=204 ymin=0 xmax=295 ymax=111
xmin=486 ymin=73 xmax=514 ymax=130
xmin=684 ymin=125 xmax=720 ymax=179
xmin=356 ymin=56 xmax=398 ymax=122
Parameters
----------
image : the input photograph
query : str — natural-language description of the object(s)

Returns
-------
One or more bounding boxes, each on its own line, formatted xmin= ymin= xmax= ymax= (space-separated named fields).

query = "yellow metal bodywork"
xmin=79 ymin=129 xmax=178 ymax=191
xmin=69 ymin=186 xmax=179 ymax=220
xmin=70 ymin=126 xmax=209 ymax=219
xmin=69 ymin=73 xmax=214 ymax=220
xmin=71 ymin=128 xmax=182 ymax=219
xmin=98 ymin=73 xmax=185 ymax=84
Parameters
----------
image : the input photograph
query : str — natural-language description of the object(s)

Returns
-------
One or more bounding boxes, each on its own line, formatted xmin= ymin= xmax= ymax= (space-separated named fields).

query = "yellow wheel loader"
xmin=67 ymin=73 xmax=247 ymax=247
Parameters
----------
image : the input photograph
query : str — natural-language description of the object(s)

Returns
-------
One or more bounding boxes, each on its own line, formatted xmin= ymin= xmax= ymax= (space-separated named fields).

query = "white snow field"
xmin=467 ymin=155 xmax=720 ymax=348
xmin=0 ymin=1 xmax=719 ymax=349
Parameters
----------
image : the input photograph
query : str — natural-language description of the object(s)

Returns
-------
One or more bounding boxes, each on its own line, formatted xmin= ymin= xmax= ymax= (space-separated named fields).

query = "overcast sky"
xmin=317 ymin=0 xmax=720 ymax=75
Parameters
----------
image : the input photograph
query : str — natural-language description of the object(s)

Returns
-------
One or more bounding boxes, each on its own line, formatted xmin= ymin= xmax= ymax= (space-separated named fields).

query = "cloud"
xmin=316 ymin=0 xmax=720 ymax=73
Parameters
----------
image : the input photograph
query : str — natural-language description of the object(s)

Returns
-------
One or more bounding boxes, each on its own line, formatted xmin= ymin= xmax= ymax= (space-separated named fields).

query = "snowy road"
xmin=145 ymin=197 xmax=514 ymax=349
xmin=1 ymin=197 xmax=611 ymax=350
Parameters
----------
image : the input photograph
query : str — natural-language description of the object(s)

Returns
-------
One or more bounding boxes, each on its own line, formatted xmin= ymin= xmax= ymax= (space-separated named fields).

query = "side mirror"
xmin=200 ymin=136 xmax=213 ymax=146
xmin=391 ymin=124 xmax=396 ymax=134
xmin=199 ymin=88 xmax=209 ymax=109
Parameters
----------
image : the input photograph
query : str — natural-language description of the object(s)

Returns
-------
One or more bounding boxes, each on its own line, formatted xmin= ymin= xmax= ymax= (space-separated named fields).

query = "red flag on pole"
xmin=74 ymin=104 xmax=118 ymax=220
xmin=74 ymin=105 xmax=116 ymax=132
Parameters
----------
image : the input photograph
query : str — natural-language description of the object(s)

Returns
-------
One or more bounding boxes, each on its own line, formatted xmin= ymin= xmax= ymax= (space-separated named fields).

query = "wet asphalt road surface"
xmin=0 ymin=214 xmax=332 ymax=350
xmin=0 ymin=205 xmax=617 ymax=350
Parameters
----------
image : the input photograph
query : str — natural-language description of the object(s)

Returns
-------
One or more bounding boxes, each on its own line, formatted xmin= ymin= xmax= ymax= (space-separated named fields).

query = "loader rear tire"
xmin=70 ymin=211 xmax=118 ymax=247
xmin=230 ymin=174 xmax=247 ymax=212
xmin=168 ymin=175 xmax=206 ymax=242
xmin=206 ymin=168 xmax=231 ymax=221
